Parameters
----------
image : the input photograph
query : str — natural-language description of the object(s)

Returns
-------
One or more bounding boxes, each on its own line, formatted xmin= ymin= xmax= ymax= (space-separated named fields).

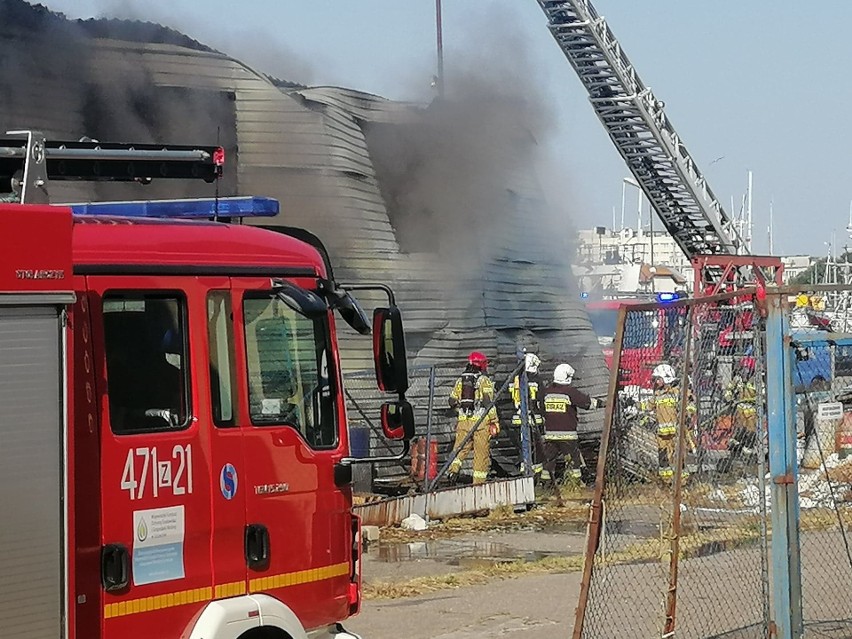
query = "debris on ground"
xmin=725 ymin=456 xmax=852 ymax=511
xmin=362 ymin=525 xmax=381 ymax=543
xmin=379 ymin=498 xmax=590 ymax=544
xmin=400 ymin=513 xmax=428 ymax=531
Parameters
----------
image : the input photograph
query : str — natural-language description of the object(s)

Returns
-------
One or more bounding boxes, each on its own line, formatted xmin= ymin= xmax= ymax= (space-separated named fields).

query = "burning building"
xmin=0 ymin=0 xmax=608 ymax=479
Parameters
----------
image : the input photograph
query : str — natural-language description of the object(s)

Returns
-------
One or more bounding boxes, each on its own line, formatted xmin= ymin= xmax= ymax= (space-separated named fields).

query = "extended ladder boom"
xmin=538 ymin=0 xmax=745 ymax=258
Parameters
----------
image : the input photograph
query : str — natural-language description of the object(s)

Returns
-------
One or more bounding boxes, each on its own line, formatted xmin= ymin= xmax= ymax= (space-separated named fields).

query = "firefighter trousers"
xmin=657 ymin=431 xmax=694 ymax=478
xmin=449 ymin=418 xmax=491 ymax=484
xmin=543 ymin=438 xmax=583 ymax=482
xmin=657 ymin=434 xmax=676 ymax=477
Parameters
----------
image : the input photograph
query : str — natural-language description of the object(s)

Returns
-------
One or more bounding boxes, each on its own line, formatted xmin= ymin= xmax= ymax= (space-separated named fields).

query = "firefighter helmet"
xmin=553 ymin=363 xmax=575 ymax=384
xmin=468 ymin=351 xmax=488 ymax=372
xmin=652 ymin=364 xmax=677 ymax=385
xmin=9 ymin=170 xmax=22 ymax=195
xmin=524 ymin=352 xmax=541 ymax=374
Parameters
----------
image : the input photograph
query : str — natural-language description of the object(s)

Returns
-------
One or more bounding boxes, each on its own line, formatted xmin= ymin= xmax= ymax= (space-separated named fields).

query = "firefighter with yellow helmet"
xmin=509 ymin=352 xmax=546 ymax=478
xmin=447 ymin=351 xmax=500 ymax=485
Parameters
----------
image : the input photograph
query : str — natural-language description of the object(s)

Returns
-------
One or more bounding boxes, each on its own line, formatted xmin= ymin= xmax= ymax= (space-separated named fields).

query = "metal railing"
xmin=344 ymin=357 xmax=553 ymax=496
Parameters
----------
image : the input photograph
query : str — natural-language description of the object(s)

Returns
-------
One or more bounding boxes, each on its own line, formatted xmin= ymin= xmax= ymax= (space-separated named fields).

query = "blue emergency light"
xmin=656 ymin=292 xmax=678 ymax=303
xmin=67 ymin=196 xmax=279 ymax=219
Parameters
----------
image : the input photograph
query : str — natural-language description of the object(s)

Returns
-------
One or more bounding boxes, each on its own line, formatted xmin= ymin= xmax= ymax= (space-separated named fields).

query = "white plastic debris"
xmin=740 ymin=484 xmax=761 ymax=508
xmin=708 ymin=489 xmax=728 ymax=503
xmin=400 ymin=513 xmax=428 ymax=531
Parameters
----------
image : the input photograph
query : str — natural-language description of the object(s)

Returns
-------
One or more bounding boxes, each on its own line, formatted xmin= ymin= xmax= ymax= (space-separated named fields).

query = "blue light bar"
xmin=656 ymin=292 xmax=678 ymax=303
xmin=67 ymin=196 xmax=279 ymax=219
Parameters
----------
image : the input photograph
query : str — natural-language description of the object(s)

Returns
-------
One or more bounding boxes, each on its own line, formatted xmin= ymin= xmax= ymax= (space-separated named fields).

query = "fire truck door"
xmin=232 ymin=278 xmax=350 ymax=628
xmin=204 ymin=285 xmax=249 ymax=600
xmin=89 ymin=277 xmax=213 ymax=637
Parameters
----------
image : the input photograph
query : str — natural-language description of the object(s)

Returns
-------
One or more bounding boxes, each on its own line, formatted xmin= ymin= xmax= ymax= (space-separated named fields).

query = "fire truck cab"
xmin=0 ymin=132 xmax=412 ymax=639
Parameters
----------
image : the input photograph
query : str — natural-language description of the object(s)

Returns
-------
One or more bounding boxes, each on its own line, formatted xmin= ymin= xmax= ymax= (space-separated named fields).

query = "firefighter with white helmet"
xmin=643 ymin=362 xmax=694 ymax=479
xmin=509 ymin=351 xmax=546 ymax=478
xmin=541 ymin=362 xmax=603 ymax=501
xmin=0 ymin=170 xmax=23 ymax=203
xmin=447 ymin=351 xmax=500 ymax=485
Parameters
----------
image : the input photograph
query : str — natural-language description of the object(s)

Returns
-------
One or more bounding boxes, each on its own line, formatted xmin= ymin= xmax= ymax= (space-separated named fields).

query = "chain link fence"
xmin=343 ymin=359 xmax=543 ymax=494
xmin=576 ymin=292 xmax=772 ymax=639
xmin=575 ymin=287 xmax=852 ymax=638
xmin=787 ymin=291 xmax=852 ymax=637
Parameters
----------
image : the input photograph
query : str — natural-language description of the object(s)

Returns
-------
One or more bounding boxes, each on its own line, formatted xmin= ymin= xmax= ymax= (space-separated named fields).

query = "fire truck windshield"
xmin=244 ymin=294 xmax=337 ymax=448
xmin=587 ymin=307 xmax=658 ymax=350
xmin=587 ymin=309 xmax=618 ymax=340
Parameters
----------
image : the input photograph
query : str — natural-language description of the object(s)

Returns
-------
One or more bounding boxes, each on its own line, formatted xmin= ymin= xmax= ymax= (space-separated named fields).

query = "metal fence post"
xmin=424 ymin=364 xmax=437 ymax=495
xmin=754 ymin=329 xmax=773 ymax=635
xmin=765 ymin=291 xmax=804 ymax=639
xmin=663 ymin=305 xmax=695 ymax=637
xmin=519 ymin=366 xmax=533 ymax=478
xmin=571 ymin=305 xmax=629 ymax=639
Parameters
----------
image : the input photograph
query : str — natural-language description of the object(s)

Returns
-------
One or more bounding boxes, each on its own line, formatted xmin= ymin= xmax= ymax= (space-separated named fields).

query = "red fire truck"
xmin=0 ymin=131 xmax=413 ymax=639
xmin=585 ymin=295 xmax=687 ymax=387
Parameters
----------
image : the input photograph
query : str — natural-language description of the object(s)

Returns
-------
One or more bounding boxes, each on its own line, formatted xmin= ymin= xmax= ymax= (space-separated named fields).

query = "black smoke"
xmin=0 ymin=0 xmax=237 ymax=198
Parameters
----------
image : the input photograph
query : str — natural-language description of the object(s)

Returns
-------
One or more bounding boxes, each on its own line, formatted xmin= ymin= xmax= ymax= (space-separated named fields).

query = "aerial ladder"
xmin=536 ymin=0 xmax=783 ymax=294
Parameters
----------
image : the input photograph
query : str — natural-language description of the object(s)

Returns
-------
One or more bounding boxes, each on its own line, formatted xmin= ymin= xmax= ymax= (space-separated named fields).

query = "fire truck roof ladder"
xmin=1 ymin=129 xmax=224 ymax=205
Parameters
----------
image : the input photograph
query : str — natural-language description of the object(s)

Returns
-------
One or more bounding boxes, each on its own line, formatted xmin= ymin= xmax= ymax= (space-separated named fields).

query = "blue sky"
xmin=44 ymin=0 xmax=851 ymax=256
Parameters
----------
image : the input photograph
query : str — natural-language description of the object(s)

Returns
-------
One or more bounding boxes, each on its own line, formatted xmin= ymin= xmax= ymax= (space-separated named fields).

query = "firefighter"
xmin=510 ymin=352 xmax=546 ymax=479
xmin=643 ymin=363 xmax=695 ymax=479
xmin=725 ymin=356 xmax=758 ymax=459
xmin=447 ymin=351 xmax=500 ymax=485
xmin=541 ymin=363 xmax=603 ymax=501
xmin=0 ymin=170 xmax=22 ymax=203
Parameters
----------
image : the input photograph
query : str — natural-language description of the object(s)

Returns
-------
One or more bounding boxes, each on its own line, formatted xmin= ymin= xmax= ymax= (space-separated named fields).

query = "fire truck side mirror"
xmin=381 ymin=401 xmax=415 ymax=441
xmin=373 ymin=306 xmax=409 ymax=394
xmin=101 ymin=543 xmax=130 ymax=593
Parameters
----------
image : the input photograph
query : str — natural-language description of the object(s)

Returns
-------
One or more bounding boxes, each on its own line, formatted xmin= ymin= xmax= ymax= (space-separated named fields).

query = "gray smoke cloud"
xmin=363 ymin=5 xmax=576 ymax=274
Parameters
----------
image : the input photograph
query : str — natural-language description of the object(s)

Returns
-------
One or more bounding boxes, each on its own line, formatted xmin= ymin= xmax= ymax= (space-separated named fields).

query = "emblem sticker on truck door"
xmin=132 ymin=505 xmax=186 ymax=586
xmin=220 ymin=463 xmax=238 ymax=500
